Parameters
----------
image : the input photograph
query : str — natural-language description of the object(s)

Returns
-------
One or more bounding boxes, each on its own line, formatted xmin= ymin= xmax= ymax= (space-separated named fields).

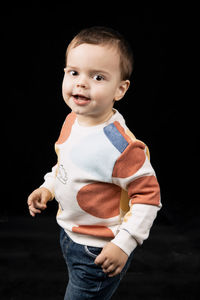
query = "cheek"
xmin=92 ymin=85 xmax=111 ymax=100
xmin=62 ymin=78 xmax=72 ymax=96
xmin=94 ymin=86 xmax=116 ymax=104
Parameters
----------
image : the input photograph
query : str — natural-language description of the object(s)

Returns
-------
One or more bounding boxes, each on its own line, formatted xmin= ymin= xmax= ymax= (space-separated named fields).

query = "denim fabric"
xmin=60 ymin=228 xmax=134 ymax=300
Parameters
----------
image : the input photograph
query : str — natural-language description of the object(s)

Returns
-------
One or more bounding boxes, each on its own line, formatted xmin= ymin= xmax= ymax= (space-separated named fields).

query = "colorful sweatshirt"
xmin=41 ymin=109 xmax=161 ymax=256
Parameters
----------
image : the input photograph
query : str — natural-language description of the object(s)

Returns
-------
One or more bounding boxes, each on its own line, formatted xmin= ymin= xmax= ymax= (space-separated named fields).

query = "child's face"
xmin=62 ymin=43 xmax=129 ymax=125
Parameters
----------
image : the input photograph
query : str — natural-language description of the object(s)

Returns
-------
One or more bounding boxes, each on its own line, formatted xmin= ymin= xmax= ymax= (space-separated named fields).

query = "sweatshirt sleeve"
xmin=40 ymin=164 xmax=58 ymax=199
xmin=39 ymin=113 xmax=76 ymax=200
xmin=111 ymin=140 xmax=161 ymax=256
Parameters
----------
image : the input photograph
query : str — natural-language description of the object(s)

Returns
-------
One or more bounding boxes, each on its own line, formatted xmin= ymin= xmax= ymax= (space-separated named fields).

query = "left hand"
xmin=94 ymin=242 xmax=128 ymax=277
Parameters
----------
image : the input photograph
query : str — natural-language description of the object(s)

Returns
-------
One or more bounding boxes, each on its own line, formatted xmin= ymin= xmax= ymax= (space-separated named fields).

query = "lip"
xmin=72 ymin=94 xmax=91 ymax=106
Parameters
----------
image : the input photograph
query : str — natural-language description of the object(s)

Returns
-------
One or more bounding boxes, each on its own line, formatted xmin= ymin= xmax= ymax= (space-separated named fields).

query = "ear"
xmin=114 ymin=80 xmax=130 ymax=101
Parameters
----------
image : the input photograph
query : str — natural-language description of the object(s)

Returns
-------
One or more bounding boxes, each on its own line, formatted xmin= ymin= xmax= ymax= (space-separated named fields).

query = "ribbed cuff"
xmin=111 ymin=229 xmax=138 ymax=256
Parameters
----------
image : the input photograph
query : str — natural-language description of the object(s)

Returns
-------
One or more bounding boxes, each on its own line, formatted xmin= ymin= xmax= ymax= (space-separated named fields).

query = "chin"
xmin=70 ymin=107 xmax=87 ymax=115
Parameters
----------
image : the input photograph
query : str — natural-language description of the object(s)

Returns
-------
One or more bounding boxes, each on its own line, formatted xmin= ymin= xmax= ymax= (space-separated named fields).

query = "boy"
xmin=27 ymin=26 xmax=161 ymax=299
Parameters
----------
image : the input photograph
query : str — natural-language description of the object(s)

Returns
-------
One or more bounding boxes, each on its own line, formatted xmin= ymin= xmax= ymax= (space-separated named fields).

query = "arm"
xmin=40 ymin=164 xmax=58 ymax=197
xmin=27 ymin=113 xmax=74 ymax=217
xmin=95 ymin=141 xmax=161 ymax=276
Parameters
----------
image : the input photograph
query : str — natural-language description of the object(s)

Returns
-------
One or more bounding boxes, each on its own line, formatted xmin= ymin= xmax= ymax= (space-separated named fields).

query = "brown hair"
xmin=65 ymin=26 xmax=134 ymax=80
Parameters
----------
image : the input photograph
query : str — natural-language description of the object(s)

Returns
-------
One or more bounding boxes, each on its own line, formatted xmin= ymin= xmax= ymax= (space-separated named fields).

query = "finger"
xmin=102 ymin=259 xmax=111 ymax=270
xmin=29 ymin=207 xmax=41 ymax=217
xmin=28 ymin=205 xmax=36 ymax=217
xmin=41 ymin=202 xmax=47 ymax=209
xmin=34 ymin=202 xmax=46 ymax=210
xmin=28 ymin=194 xmax=45 ymax=210
xmin=103 ymin=264 xmax=115 ymax=274
xmin=27 ymin=196 xmax=33 ymax=206
xmin=30 ymin=206 xmax=41 ymax=214
xmin=27 ymin=191 xmax=39 ymax=204
xmin=108 ymin=267 xmax=121 ymax=277
xmin=29 ymin=210 xmax=35 ymax=217
xmin=41 ymin=193 xmax=49 ymax=207
xmin=94 ymin=253 xmax=106 ymax=265
xmin=27 ymin=197 xmax=38 ymax=210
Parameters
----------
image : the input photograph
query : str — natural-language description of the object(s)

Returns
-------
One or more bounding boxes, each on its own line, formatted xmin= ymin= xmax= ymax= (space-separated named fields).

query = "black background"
xmin=1 ymin=3 xmax=199 ymax=299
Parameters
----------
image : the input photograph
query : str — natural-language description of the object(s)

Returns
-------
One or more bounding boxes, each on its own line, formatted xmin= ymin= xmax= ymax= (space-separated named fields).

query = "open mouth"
xmin=73 ymin=94 xmax=90 ymax=101
xmin=72 ymin=94 xmax=91 ymax=106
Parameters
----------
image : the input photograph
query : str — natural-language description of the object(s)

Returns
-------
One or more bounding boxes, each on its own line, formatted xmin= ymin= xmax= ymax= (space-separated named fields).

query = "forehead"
xmin=67 ymin=43 xmax=120 ymax=74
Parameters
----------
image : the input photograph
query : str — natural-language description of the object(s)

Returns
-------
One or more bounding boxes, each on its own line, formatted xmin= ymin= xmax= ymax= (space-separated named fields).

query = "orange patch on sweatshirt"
xmin=72 ymin=225 xmax=114 ymax=238
xmin=129 ymin=175 xmax=160 ymax=206
xmin=112 ymin=141 xmax=146 ymax=178
xmin=113 ymin=121 xmax=133 ymax=144
xmin=56 ymin=112 xmax=76 ymax=144
xmin=77 ymin=182 xmax=121 ymax=219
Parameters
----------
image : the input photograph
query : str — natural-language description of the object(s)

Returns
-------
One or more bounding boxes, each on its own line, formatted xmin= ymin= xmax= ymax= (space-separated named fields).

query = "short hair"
xmin=65 ymin=26 xmax=134 ymax=80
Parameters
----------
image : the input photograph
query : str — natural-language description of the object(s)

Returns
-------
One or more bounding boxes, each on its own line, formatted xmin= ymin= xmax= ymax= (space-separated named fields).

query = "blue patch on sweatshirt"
xmin=103 ymin=123 xmax=129 ymax=153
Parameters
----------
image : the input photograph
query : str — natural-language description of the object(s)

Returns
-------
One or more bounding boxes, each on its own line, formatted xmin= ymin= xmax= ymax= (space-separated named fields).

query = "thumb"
xmin=94 ymin=251 xmax=105 ymax=265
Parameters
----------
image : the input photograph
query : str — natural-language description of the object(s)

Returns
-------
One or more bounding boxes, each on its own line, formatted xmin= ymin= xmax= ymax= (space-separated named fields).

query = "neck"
xmin=77 ymin=109 xmax=115 ymax=127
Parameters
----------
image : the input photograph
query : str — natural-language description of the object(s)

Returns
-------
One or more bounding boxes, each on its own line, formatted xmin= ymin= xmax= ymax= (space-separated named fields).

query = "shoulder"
xmin=63 ymin=111 xmax=76 ymax=126
xmin=56 ymin=112 xmax=76 ymax=145
xmin=104 ymin=121 xmax=151 ymax=178
xmin=103 ymin=121 xmax=145 ymax=153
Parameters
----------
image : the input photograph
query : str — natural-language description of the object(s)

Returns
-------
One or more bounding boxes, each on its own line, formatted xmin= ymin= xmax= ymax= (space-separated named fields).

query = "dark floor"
xmin=0 ymin=215 xmax=199 ymax=300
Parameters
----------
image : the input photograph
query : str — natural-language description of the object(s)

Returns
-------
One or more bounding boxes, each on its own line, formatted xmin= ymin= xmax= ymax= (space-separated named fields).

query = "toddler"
xmin=27 ymin=26 xmax=161 ymax=300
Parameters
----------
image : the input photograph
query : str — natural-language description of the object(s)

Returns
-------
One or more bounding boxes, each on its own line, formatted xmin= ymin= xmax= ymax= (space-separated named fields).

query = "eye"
xmin=69 ymin=70 xmax=78 ymax=76
xmin=93 ymin=74 xmax=104 ymax=81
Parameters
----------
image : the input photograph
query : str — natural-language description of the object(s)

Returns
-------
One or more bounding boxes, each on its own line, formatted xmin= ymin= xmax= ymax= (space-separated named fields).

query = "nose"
xmin=76 ymin=75 xmax=88 ymax=89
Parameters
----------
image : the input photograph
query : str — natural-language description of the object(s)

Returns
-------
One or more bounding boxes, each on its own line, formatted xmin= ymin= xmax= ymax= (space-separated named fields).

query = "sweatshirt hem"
xmin=63 ymin=228 xmax=112 ymax=248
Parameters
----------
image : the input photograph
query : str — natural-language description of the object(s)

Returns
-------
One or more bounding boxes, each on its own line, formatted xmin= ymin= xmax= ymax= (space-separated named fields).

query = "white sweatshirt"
xmin=41 ymin=109 xmax=161 ymax=256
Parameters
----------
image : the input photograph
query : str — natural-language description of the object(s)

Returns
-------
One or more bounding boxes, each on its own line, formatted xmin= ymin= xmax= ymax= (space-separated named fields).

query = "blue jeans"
xmin=60 ymin=228 xmax=134 ymax=300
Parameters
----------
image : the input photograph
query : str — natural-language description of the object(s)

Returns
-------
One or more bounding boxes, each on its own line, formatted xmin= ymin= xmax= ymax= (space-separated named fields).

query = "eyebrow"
xmin=66 ymin=65 xmax=111 ymax=76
